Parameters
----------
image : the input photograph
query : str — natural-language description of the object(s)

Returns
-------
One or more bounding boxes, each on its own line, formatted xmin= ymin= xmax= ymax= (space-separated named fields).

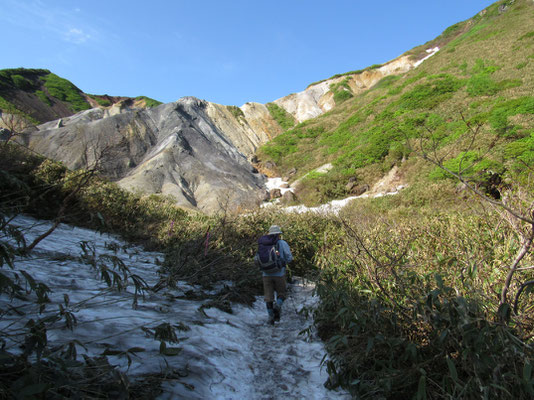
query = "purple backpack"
xmin=254 ymin=235 xmax=281 ymax=272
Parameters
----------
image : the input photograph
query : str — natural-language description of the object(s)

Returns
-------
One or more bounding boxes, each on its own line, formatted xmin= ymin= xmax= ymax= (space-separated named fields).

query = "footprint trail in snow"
xmin=1 ymin=215 xmax=350 ymax=399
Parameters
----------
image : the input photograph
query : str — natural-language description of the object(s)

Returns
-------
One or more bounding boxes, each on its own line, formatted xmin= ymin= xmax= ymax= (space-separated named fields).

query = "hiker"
xmin=256 ymin=225 xmax=293 ymax=325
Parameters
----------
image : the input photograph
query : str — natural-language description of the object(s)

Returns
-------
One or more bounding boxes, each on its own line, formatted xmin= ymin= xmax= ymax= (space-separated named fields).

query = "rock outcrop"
xmin=21 ymin=97 xmax=266 ymax=214
xmin=206 ymin=101 xmax=281 ymax=158
xmin=273 ymin=55 xmax=416 ymax=123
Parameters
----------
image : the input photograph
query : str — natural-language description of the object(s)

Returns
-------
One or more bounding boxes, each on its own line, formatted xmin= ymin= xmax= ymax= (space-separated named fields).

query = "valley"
xmin=1 ymin=0 xmax=534 ymax=398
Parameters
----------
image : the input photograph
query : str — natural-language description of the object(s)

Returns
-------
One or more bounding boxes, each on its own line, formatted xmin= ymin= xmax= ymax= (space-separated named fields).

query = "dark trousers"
xmin=262 ymin=275 xmax=286 ymax=302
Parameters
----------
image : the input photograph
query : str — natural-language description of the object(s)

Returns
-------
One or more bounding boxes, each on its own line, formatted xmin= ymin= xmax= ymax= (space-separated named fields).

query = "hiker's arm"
xmin=279 ymin=241 xmax=293 ymax=263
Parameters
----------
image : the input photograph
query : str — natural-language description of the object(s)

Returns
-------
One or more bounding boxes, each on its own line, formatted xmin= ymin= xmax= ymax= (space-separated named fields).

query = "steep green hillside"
xmin=258 ymin=0 xmax=534 ymax=205
xmin=0 ymin=68 xmax=90 ymax=123
xmin=0 ymin=68 xmax=162 ymax=124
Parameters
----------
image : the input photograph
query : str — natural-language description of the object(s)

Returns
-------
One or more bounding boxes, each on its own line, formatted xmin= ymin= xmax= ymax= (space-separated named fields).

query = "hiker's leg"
xmin=263 ymin=276 xmax=276 ymax=323
xmin=273 ymin=275 xmax=287 ymax=302
xmin=263 ymin=276 xmax=275 ymax=303
xmin=272 ymin=276 xmax=287 ymax=321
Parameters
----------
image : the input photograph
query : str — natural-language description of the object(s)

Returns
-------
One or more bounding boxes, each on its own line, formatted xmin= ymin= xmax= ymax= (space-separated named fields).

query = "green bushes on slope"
xmin=266 ymin=102 xmax=296 ymax=130
xmin=135 ymin=95 xmax=163 ymax=108
xmin=257 ymin=0 xmax=533 ymax=206
xmin=43 ymin=73 xmax=91 ymax=112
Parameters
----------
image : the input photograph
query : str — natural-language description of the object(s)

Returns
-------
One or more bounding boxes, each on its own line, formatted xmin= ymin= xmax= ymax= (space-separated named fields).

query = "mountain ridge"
xmin=3 ymin=0 xmax=530 ymax=213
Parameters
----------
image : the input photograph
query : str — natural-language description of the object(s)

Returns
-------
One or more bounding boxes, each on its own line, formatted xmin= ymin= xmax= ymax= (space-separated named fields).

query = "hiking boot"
xmin=268 ymin=314 xmax=275 ymax=325
xmin=273 ymin=304 xmax=281 ymax=321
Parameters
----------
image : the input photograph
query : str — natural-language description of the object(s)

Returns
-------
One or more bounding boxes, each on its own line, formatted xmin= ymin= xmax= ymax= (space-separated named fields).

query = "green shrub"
xmin=88 ymin=95 xmax=111 ymax=107
xmin=467 ymin=73 xmax=499 ymax=96
xmin=333 ymin=90 xmax=353 ymax=104
xmin=43 ymin=73 xmax=90 ymax=112
xmin=330 ymin=78 xmax=354 ymax=105
xmin=0 ymin=95 xmax=16 ymax=112
xmin=372 ymin=75 xmax=401 ymax=90
xmin=489 ymin=96 xmax=534 ymax=137
xmin=428 ymin=151 xmax=504 ymax=180
xmin=312 ymin=207 xmax=534 ymax=398
xmin=135 ymin=96 xmax=162 ymax=108
xmin=35 ymin=90 xmax=52 ymax=106
xmin=11 ymin=74 xmax=34 ymax=90
xmin=266 ymin=102 xmax=295 ymax=130
xmin=0 ymin=68 xmax=49 ymax=90
xmin=296 ymin=170 xmax=350 ymax=205
xmin=260 ymin=129 xmax=299 ymax=164
xmin=227 ymin=105 xmax=245 ymax=122
xmin=504 ymin=133 xmax=534 ymax=175
xmin=398 ymin=74 xmax=464 ymax=110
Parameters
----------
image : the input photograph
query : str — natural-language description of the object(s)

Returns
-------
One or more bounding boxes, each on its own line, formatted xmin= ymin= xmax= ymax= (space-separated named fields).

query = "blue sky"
xmin=1 ymin=0 xmax=491 ymax=106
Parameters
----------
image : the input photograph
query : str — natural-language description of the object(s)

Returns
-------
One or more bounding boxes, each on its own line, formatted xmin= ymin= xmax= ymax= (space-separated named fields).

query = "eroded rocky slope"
xmin=21 ymin=97 xmax=267 ymax=214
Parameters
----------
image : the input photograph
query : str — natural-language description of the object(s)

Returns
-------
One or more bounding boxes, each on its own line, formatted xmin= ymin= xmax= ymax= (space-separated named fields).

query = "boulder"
xmin=265 ymin=161 xmax=277 ymax=171
xmin=269 ymin=188 xmax=282 ymax=199
xmin=353 ymin=184 xmax=369 ymax=196
xmin=280 ymin=190 xmax=297 ymax=204
xmin=282 ymin=168 xmax=297 ymax=181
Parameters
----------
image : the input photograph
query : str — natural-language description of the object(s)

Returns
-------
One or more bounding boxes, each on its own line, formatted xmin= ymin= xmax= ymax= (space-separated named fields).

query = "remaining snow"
xmin=1 ymin=215 xmax=350 ymax=399
xmin=265 ymin=177 xmax=294 ymax=195
xmin=262 ymin=173 xmax=406 ymax=215
xmin=414 ymin=47 xmax=440 ymax=68
xmin=314 ymin=163 xmax=334 ymax=174
xmin=282 ymin=185 xmax=406 ymax=215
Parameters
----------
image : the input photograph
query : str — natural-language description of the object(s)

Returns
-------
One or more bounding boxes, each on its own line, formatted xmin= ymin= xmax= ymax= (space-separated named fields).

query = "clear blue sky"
xmin=1 ymin=0 xmax=491 ymax=106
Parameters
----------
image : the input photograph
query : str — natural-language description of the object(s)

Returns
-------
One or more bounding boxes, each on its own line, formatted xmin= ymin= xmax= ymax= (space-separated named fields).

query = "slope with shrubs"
xmin=0 ymin=68 xmax=163 ymax=124
xmin=257 ymin=0 xmax=534 ymax=206
xmin=0 ymin=142 xmax=336 ymax=396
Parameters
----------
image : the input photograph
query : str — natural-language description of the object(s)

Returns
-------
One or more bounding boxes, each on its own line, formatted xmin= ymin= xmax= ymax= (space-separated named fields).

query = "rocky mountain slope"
xmin=273 ymin=55 xmax=417 ymax=123
xmin=3 ymin=47 xmax=424 ymax=213
xmin=21 ymin=97 xmax=267 ymax=213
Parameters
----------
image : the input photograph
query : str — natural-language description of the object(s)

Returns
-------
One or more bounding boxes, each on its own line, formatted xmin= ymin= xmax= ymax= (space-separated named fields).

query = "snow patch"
xmin=1 ymin=215 xmax=350 ymax=399
xmin=281 ymin=185 xmax=407 ymax=215
xmin=414 ymin=47 xmax=440 ymax=68
xmin=265 ymin=177 xmax=294 ymax=195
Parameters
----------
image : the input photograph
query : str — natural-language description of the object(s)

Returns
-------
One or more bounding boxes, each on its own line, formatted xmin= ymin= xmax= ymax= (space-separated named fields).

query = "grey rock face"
xmin=21 ymin=97 xmax=267 ymax=214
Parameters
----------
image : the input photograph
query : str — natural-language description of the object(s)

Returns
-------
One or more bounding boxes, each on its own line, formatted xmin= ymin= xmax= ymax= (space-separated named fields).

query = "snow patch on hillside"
xmin=282 ymin=185 xmax=406 ymax=215
xmin=414 ymin=47 xmax=440 ymax=68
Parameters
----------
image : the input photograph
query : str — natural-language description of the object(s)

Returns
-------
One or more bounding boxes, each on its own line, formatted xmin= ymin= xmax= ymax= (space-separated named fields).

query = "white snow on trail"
xmin=1 ymin=215 xmax=350 ymax=399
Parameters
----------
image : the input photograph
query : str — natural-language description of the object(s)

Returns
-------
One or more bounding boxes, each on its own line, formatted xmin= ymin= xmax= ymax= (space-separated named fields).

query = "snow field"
xmin=1 ymin=216 xmax=350 ymax=399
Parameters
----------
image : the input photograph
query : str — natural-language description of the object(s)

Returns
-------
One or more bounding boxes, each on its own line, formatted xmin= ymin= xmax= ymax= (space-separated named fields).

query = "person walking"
xmin=257 ymin=225 xmax=293 ymax=325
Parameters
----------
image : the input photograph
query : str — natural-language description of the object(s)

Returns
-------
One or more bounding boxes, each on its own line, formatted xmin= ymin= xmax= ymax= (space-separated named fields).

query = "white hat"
xmin=268 ymin=225 xmax=282 ymax=235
